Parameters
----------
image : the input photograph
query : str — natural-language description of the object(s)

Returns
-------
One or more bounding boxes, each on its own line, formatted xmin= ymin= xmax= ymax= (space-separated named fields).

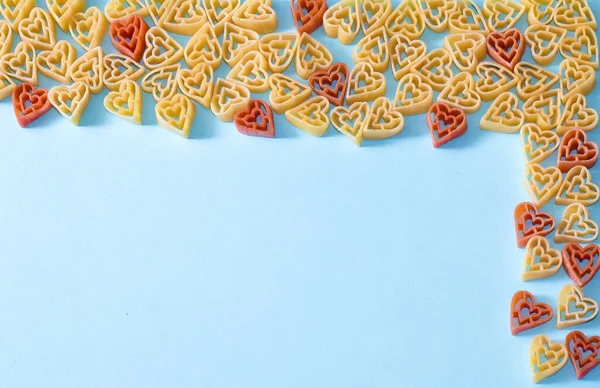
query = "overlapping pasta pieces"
xmin=482 ymin=0 xmax=525 ymax=31
xmin=0 ymin=20 xmax=13 ymax=58
xmin=0 ymin=0 xmax=35 ymax=32
xmin=515 ymin=62 xmax=559 ymax=101
xmin=69 ymin=7 xmax=108 ymax=52
xmin=69 ymin=46 xmax=104 ymax=94
xmin=556 ymin=285 xmax=598 ymax=329
xmin=103 ymin=54 xmax=146 ymax=91
xmin=227 ymin=52 xmax=270 ymax=93
xmin=48 ymin=81 xmax=91 ymax=126
xmin=353 ymin=27 xmax=389 ymax=73
xmin=258 ymin=33 xmax=297 ymax=74
xmin=521 ymin=236 xmax=562 ymax=281
xmin=203 ymin=0 xmax=239 ymax=35
xmin=522 ymin=89 xmax=561 ymax=131
xmin=346 ymin=62 xmax=386 ymax=105
xmin=145 ymin=0 xmax=170 ymax=26
xmin=268 ymin=73 xmax=312 ymax=115
xmin=0 ymin=41 xmax=37 ymax=84
xmin=438 ymin=72 xmax=481 ymax=114
xmin=143 ymin=26 xmax=183 ymax=70
xmin=330 ymin=101 xmax=370 ymax=146
xmin=389 ymin=34 xmax=426 ymax=81
xmin=474 ymin=62 xmax=518 ymax=101
xmin=177 ymin=63 xmax=213 ymax=108
xmin=295 ymin=32 xmax=333 ymax=80
xmin=359 ymin=0 xmax=392 ymax=35
xmin=523 ymin=0 xmax=557 ymax=25
xmin=156 ymin=93 xmax=196 ymax=138
xmin=222 ymin=22 xmax=259 ymax=68
xmin=556 ymin=166 xmax=600 ymax=207
xmin=444 ymin=33 xmax=487 ymax=74
xmin=309 ymin=62 xmax=349 ymax=107
xmin=185 ymin=23 xmax=222 ymax=70
xmin=554 ymin=0 xmax=596 ymax=30
xmin=233 ymin=0 xmax=277 ymax=34
xmin=36 ymin=40 xmax=76 ymax=85
xmin=524 ymin=24 xmax=566 ymax=66
xmin=46 ymin=0 xmax=86 ymax=32
xmin=418 ymin=0 xmax=457 ymax=33
xmin=412 ymin=48 xmax=453 ymax=92
xmin=363 ymin=97 xmax=405 ymax=140
xmin=520 ymin=123 xmax=559 ymax=164
xmin=161 ymin=0 xmax=207 ymax=36
xmin=560 ymin=26 xmax=598 ymax=70
xmin=104 ymin=79 xmax=143 ymax=124
xmin=105 ymin=0 xmax=149 ymax=23
xmin=18 ymin=7 xmax=56 ymax=51
xmin=555 ymin=203 xmax=599 ymax=244
xmin=524 ymin=163 xmax=562 ymax=208
xmin=384 ymin=0 xmax=425 ymax=40
xmin=480 ymin=92 xmax=524 ymax=133
xmin=394 ymin=74 xmax=433 ymax=116
xmin=323 ymin=0 xmax=360 ymax=45
xmin=210 ymin=78 xmax=250 ymax=122
xmin=530 ymin=335 xmax=568 ymax=383
xmin=448 ymin=0 xmax=489 ymax=35
xmin=286 ymin=96 xmax=330 ymax=137
xmin=142 ymin=64 xmax=180 ymax=103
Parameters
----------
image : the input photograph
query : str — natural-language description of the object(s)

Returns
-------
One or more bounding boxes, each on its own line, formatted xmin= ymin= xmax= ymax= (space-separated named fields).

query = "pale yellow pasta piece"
xmin=156 ymin=93 xmax=196 ymax=138
xmin=524 ymin=163 xmax=562 ymax=208
xmin=69 ymin=7 xmax=108 ymax=52
xmin=556 ymin=166 xmax=599 ymax=207
xmin=363 ymin=96 xmax=405 ymax=140
xmin=480 ymin=92 xmax=524 ymax=133
xmin=295 ymin=32 xmax=333 ymax=80
xmin=559 ymin=59 xmax=595 ymax=103
xmin=46 ymin=0 xmax=86 ymax=32
xmin=417 ymin=0 xmax=457 ymax=33
xmin=554 ymin=0 xmax=596 ymax=30
xmin=48 ymin=81 xmax=91 ymax=125
xmin=559 ymin=25 xmax=598 ymax=70
xmin=285 ymin=96 xmax=330 ymax=137
xmin=103 ymin=54 xmax=146 ymax=92
xmin=555 ymin=203 xmax=599 ymax=244
xmin=184 ymin=23 xmax=222 ymax=71
xmin=524 ymin=24 xmax=567 ymax=66
xmin=482 ymin=0 xmax=525 ymax=31
xmin=330 ymin=101 xmax=370 ymax=146
xmin=448 ymin=0 xmax=489 ymax=35
xmin=145 ymin=0 xmax=170 ymax=26
xmin=0 ymin=20 xmax=13 ymax=58
xmin=141 ymin=64 xmax=180 ymax=103
xmin=160 ymin=0 xmax=208 ymax=36
xmin=0 ymin=0 xmax=35 ymax=32
xmin=384 ymin=0 xmax=425 ymax=40
xmin=18 ymin=7 xmax=56 ymax=51
xmin=69 ymin=46 xmax=104 ymax=94
xmin=438 ymin=72 xmax=481 ymax=114
xmin=411 ymin=48 xmax=453 ymax=92
xmin=359 ymin=0 xmax=392 ymax=35
xmin=36 ymin=41 xmax=75 ymax=85
xmin=530 ymin=335 xmax=568 ymax=383
xmin=522 ymin=0 xmax=557 ymax=25
xmin=210 ymin=78 xmax=250 ymax=122
xmin=514 ymin=62 xmax=559 ymax=101
xmin=104 ymin=79 xmax=143 ymax=124
xmin=556 ymin=284 xmax=598 ymax=329
xmin=558 ymin=94 xmax=598 ymax=135
xmin=352 ymin=27 xmax=389 ymax=73
xmin=520 ymin=123 xmax=559 ymax=165
xmin=346 ymin=62 xmax=386 ymax=105
xmin=474 ymin=62 xmax=518 ymax=102
xmin=177 ymin=63 xmax=213 ymax=109
xmin=226 ymin=51 xmax=270 ymax=93
xmin=143 ymin=26 xmax=183 ymax=70
xmin=323 ymin=0 xmax=360 ymax=45
xmin=523 ymin=89 xmax=561 ymax=131
xmin=443 ymin=32 xmax=487 ymax=74
xmin=258 ymin=33 xmax=298 ymax=74
xmin=202 ymin=0 xmax=240 ymax=35
xmin=0 ymin=41 xmax=37 ymax=84
xmin=268 ymin=73 xmax=311 ymax=115
xmin=105 ymin=0 xmax=149 ymax=23
xmin=232 ymin=0 xmax=277 ymax=34
xmin=393 ymin=73 xmax=433 ymax=116
xmin=222 ymin=22 xmax=259 ymax=68
xmin=389 ymin=34 xmax=426 ymax=81
xmin=522 ymin=236 xmax=562 ymax=281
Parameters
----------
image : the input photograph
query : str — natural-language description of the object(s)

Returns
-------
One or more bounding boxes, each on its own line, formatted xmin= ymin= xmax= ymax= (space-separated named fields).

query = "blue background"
xmin=1 ymin=0 xmax=599 ymax=387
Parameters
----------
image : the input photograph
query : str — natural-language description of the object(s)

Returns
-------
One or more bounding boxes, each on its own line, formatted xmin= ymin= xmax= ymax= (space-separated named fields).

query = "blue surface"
xmin=1 ymin=1 xmax=600 ymax=387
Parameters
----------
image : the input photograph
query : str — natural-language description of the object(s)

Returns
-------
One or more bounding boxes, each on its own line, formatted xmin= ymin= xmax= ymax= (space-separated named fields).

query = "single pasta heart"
xmin=566 ymin=330 xmax=600 ymax=380
xmin=562 ymin=243 xmax=600 ymax=287
xmin=510 ymin=290 xmax=553 ymax=335
xmin=557 ymin=128 xmax=599 ymax=173
xmin=234 ymin=99 xmax=275 ymax=138
xmin=110 ymin=14 xmax=149 ymax=63
xmin=308 ymin=62 xmax=349 ymax=107
xmin=513 ymin=202 xmax=555 ymax=248
xmin=12 ymin=82 xmax=52 ymax=128
xmin=426 ymin=101 xmax=467 ymax=148
xmin=487 ymin=28 xmax=525 ymax=71
xmin=291 ymin=0 xmax=328 ymax=35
